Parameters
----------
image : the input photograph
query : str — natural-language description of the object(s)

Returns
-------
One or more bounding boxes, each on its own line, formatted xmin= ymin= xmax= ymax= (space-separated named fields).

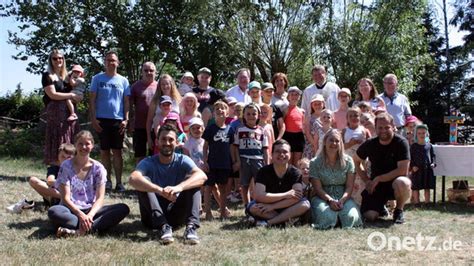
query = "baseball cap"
xmin=311 ymin=94 xmax=325 ymax=103
xmin=262 ymin=82 xmax=274 ymax=91
xmin=189 ymin=117 xmax=204 ymax=128
xmin=226 ymin=97 xmax=238 ymax=105
xmin=287 ymin=86 xmax=302 ymax=95
xmin=182 ymin=71 xmax=194 ymax=79
xmin=405 ymin=115 xmax=419 ymax=124
xmin=160 ymin=95 xmax=173 ymax=105
xmin=198 ymin=67 xmax=212 ymax=75
xmin=163 ymin=112 xmax=184 ymax=132
xmin=338 ymin=88 xmax=351 ymax=97
xmin=248 ymin=81 xmax=261 ymax=90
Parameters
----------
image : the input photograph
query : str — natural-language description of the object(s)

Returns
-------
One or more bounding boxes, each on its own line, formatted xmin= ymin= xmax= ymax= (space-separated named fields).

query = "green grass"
xmin=1 ymin=157 xmax=473 ymax=264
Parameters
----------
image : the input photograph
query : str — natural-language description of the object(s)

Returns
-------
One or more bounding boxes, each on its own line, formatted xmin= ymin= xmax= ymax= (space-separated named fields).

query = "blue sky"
xmin=0 ymin=2 xmax=468 ymax=97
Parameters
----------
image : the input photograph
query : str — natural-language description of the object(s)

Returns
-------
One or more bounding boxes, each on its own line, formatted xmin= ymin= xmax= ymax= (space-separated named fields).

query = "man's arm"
xmin=253 ymin=183 xmax=301 ymax=204
xmin=89 ymin=91 xmax=102 ymax=133
xmin=120 ymin=95 xmax=130 ymax=135
xmin=374 ymin=160 xmax=410 ymax=183
xmin=129 ymin=170 xmax=164 ymax=194
xmin=353 ymin=153 xmax=370 ymax=183
xmin=163 ymin=167 xmax=207 ymax=197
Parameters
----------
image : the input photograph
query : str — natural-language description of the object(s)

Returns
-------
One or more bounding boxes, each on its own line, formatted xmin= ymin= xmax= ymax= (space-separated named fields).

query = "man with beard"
xmin=353 ymin=113 xmax=412 ymax=224
xmin=129 ymin=124 xmax=207 ymax=245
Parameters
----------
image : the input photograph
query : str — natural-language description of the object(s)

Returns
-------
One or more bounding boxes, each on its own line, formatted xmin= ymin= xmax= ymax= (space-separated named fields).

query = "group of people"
xmin=6 ymin=49 xmax=438 ymax=245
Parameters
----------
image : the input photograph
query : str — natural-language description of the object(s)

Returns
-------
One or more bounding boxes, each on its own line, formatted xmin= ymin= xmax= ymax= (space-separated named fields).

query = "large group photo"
xmin=0 ymin=0 xmax=473 ymax=264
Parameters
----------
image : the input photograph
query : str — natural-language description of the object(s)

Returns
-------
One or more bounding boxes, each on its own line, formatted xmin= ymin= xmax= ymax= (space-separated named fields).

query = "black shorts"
xmin=98 ymin=118 xmax=124 ymax=150
xmin=229 ymin=170 xmax=239 ymax=179
xmin=133 ymin=128 xmax=150 ymax=158
xmin=205 ymin=169 xmax=231 ymax=186
xmin=360 ymin=180 xmax=395 ymax=214
xmin=282 ymin=131 xmax=305 ymax=152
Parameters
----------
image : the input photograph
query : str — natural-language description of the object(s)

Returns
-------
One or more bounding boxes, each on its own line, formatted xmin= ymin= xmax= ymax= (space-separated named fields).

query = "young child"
xmin=303 ymin=94 xmax=325 ymax=159
xmin=283 ymin=86 xmax=305 ymax=165
xmin=259 ymin=103 xmax=275 ymax=155
xmin=342 ymin=107 xmax=371 ymax=205
xmin=180 ymin=92 xmax=201 ymax=134
xmin=203 ymin=100 xmax=233 ymax=219
xmin=178 ymin=71 xmax=195 ymax=96
xmin=296 ymin=158 xmax=311 ymax=197
xmin=333 ymin=88 xmax=351 ymax=130
xmin=360 ymin=112 xmax=376 ymax=136
xmin=233 ymin=103 xmax=269 ymax=212
xmin=183 ymin=117 xmax=205 ymax=169
xmin=225 ymin=97 xmax=238 ymax=125
xmin=65 ymin=65 xmax=85 ymax=121
xmin=410 ymin=124 xmax=436 ymax=204
xmin=248 ymin=81 xmax=262 ymax=105
xmin=313 ymin=109 xmax=334 ymax=157
xmin=357 ymin=101 xmax=372 ymax=114
xmin=7 ymin=144 xmax=75 ymax=213
xmin=403 ymin=115 xmax=421 ymax=145
xmin=152 ymin=96 xmax=173 ymax=140
xmin=227 ymin=102 xmax=245 ymax=204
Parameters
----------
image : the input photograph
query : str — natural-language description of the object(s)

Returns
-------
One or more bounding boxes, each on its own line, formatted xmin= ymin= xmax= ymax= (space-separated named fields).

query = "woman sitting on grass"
xmin=310 ymin=129 xmax=362 ymax=229
xmin=48 ymin=130 xmax=130 ymax=237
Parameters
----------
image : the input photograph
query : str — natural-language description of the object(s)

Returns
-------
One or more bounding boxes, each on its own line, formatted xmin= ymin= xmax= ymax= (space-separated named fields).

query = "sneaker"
xmin=255 ymin=220 xmax=268 ymax=227
xmin=6 ymin=199 xmax=35 ymax=214
xmin=245 ymin=215 xmax=255 ymax=224
xmin=56 ymin=227 xmax=77 ymax=238
xmin=393 ymin=209 xmax=405 ymax=224
xmin=160 ymin=224 xmax=174 ymax=244
xmin=105 ymin=180 xmax=113 ymax=191
xmin=115 ymin=183 xmax=126 ymax=193
xmin=380 ymin=205 xmax=390 ymax=217
xmin=183 ymin=224 xmax=200 ymax=245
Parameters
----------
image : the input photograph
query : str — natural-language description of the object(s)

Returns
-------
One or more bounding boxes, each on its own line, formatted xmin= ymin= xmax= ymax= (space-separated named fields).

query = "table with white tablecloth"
xmin=432 ymin=145 xmax=474 ymax=202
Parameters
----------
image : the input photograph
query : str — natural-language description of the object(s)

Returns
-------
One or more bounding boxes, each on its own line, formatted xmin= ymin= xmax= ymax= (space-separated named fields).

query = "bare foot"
xmin=205 ymin=212 xmax=214 ymax=220
xmin=220 ymin=207 xmax=231 ymax=219
xmin=67 ymin=113 xmax=78 ymax=121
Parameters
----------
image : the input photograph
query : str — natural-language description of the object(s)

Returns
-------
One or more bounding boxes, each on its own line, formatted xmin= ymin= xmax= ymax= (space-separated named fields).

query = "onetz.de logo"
xmin=367 ymin=232 xmax=463 ymax=251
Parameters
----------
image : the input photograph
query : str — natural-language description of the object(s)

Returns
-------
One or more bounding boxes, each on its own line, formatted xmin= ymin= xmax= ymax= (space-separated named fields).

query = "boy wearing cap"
xmin=193 ymin=67 xmax=214 ymax=113
xmin=203 ymin=100 xmax=233 ymax=219
xmin=333 ymin=88 xmax=352 ymax=130
xmin=248 ymin=81 xmax=263 ymax=105
xmin=65 ymin=64 xmax=86 ymax=121
xmin=226 ymin=68 xmax=252 ymax=104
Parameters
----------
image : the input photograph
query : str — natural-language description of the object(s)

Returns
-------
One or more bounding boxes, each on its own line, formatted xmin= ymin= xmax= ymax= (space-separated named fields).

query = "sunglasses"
xmin=52 ymin=57 xmax=64 ymax=61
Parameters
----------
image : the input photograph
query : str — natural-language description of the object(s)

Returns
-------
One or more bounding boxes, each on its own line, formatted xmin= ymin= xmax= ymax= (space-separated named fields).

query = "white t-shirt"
xmin=226 ymin=85 xmax=251 ymax=104
xmin=301 ymin=82 xmax=340 ymax=113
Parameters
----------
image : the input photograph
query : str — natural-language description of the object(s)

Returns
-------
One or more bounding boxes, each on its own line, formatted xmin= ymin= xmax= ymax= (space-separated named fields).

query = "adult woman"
xmin=42 ymin=49 xmax=82 ymax=165
xmin=48 ymin=130 xmax=130 ymax=237
xmin=146 ymin=74 xmax=182 ymax=150
xmin=352 ymin=78 xmax=385 ymax=110
xmin=271 ymin=72 xmax=289 ymax=113
xmin=310 ymin=129 xmax=362 ymax=229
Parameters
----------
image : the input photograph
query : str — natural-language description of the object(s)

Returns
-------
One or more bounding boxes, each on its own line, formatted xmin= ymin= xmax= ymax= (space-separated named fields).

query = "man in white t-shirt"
xmin=225 ymin=68 xmax=252 ymax=104
xmin=301 ymin=65 xmax=340 ymax=113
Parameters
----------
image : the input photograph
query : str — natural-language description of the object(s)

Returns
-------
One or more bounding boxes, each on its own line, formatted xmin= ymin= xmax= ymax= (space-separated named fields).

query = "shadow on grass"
xmin=405 ymin=202 xmax=474 ymax=214
xmin=0 ymin=175 xmax=29 ymax=182
xmin=8 ymin=218 xmax=56 ymax=239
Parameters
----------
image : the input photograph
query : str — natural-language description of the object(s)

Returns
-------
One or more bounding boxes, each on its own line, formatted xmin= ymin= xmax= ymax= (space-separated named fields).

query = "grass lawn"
xmin=0 ymin=156 xmax=473 ymax=264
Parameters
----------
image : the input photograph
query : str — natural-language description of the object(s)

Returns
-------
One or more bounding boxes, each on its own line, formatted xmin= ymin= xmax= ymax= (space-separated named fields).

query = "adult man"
xmin=129 ymin=62 xmax=157 ymax=164
xmin=353 ymin=113 xmax=412 ymax=224
xmin=192 ymin=67 xmax=215 ymax=113
xmin=380 ymin=74 xmax=412 ymax=129
xmin=129 ymin=124 xmax=207 ymax=245
xmin=90 ymin=51 xmax=130 ymax=192
xmin=225 ymin=68 xmax=251 ymax=104
xmin=301 ymin=65 xmax=340 ymax=113
xmin=247 ymin=139 xmax=310 ymax=226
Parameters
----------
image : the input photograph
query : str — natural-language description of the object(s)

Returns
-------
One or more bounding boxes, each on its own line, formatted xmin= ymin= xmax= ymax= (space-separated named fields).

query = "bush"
xmin=0 ymin=128 xmax=43 ymax=158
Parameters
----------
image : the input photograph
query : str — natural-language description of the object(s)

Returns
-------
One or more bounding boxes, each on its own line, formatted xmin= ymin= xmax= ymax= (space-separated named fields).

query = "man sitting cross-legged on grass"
xmin=129 ymin=124 xmax=207 ymax=245
xmin=353 ymin=112 xmax=412 ymax=224
xmin=246 ymin=139 xmax=310 ymax=227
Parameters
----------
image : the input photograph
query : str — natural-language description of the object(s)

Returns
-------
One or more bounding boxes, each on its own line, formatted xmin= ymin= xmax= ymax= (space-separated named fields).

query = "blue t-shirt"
xmin=228 ymin=119 xmax=242 ymax=144
xmin=90 ymin=72 xmax=130 ymax=120
xmin=202 ymin=123 xmax=232 ymax=170
xmin=136 ymin=153 xmax=196 ymax=188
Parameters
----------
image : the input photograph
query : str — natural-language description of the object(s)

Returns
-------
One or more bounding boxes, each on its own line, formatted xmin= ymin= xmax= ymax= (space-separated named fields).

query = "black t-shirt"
xmin=255 ymin=164 xmax=302 ymax=193
xmin=356 ymin=134 xmax=410 ymax=179
xmin=42 ymin=72 xmax=69 ymax=105
xmin=46 ymin=165 xmax=60 ymax=179
xmin=271 ymin=104 xmax=284 ymax=137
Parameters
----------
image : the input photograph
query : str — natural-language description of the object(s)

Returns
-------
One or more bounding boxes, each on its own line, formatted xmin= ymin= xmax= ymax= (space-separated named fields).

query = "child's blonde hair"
xmin=346 ymin=107 xmax=361 ymax=126
xmin=297 ymin=158 xmax=310 ymax=169
xmin=259 ymin=103 xmax=273 ymax=124
xmin=214 ymin=100 xmax=229 ymax=110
